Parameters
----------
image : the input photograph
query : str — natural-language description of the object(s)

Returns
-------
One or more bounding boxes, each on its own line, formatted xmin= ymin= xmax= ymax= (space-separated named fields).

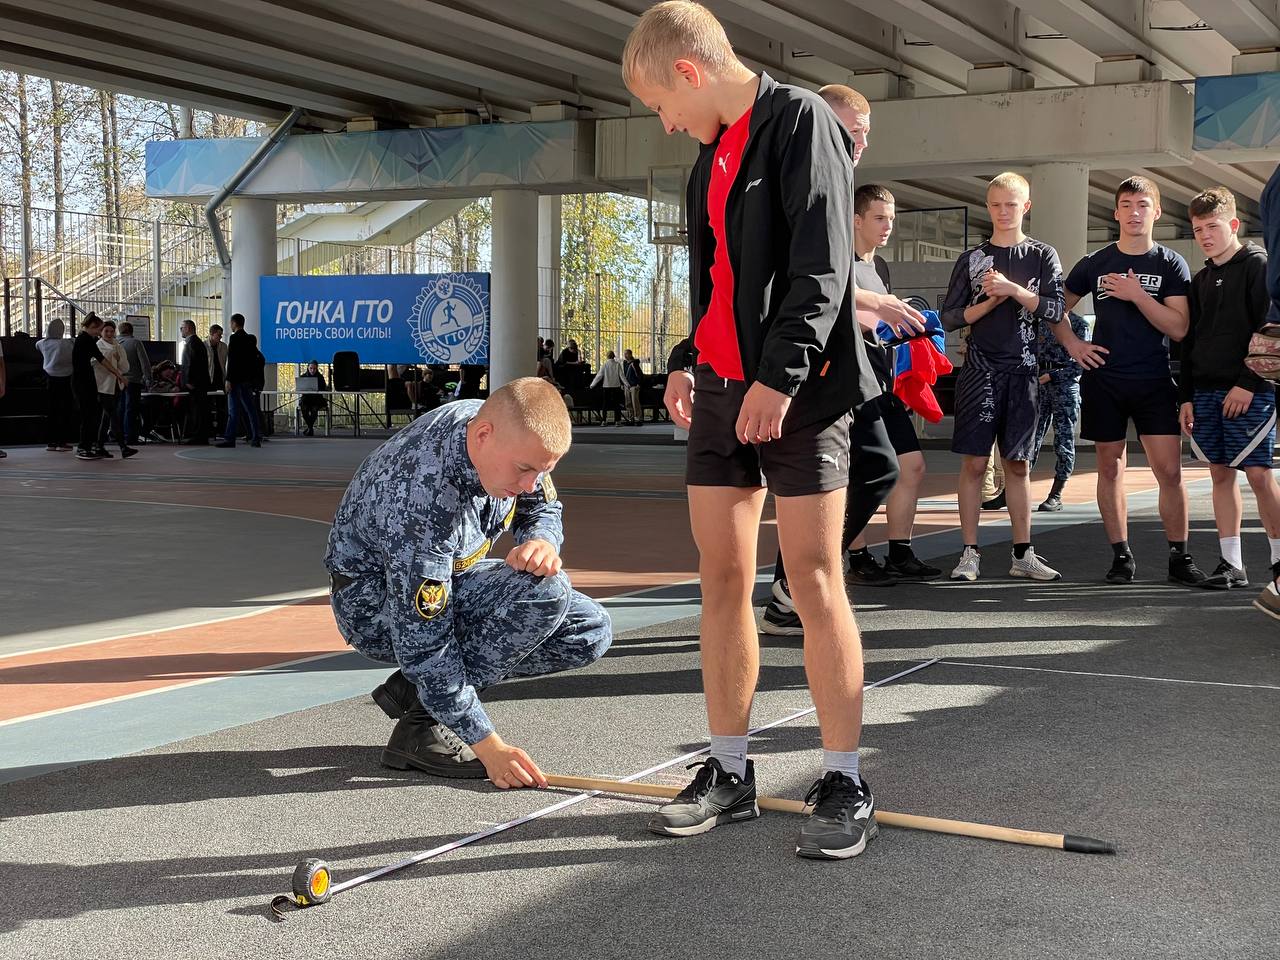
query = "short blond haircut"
xmin=818 ymin=84 xmax=870 ymax=116
xmin=481 ymin=377 xmax=573 ymax=456
xmin=1189 ymin=186 xmax=1237 ymax=222
xmin=988 ymin=172 xmax=1030 ymax=198
xmin=622 ymin=1 xmax=737 ymax=89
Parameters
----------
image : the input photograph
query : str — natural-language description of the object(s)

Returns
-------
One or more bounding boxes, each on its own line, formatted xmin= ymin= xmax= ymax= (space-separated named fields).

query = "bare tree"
xmin=17 ymin=74 xmax=32 ymax=215
xmin=50 ymin=79 xmax=64 ymax=254
xmin=108 ymin=90 xmax=123 ymax=235
xmin=97 ymin=89 xmax=116 ymax=242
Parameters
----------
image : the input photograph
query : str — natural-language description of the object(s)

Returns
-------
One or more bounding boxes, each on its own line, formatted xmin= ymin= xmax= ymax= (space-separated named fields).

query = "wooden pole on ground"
xmin=544 ymin=774 xmax=1116 ymax=855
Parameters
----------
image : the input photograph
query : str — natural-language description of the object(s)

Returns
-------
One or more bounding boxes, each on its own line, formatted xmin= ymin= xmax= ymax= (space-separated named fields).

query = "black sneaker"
xmin=75 ymin=449 xmax=101 ymax=461
xmin=649 ymin=758 xmax=759 ymax=837
xmin=371 ymin=669 xmax=419 ymax=718
xmin=844 ymin=551 xmax=897 ymax=587
xmin=1105 ymin=554 xmax=1136 ymax=584
xmin=121 ymin=446 xmax=139 ymax=459
xmin=1200 ymin=558 xmax=1248 ymax=590
xmin=380 ymin=708 xmax=487 ymax=779
xmin=1169 ymin=555 xmax=1210 ymax=587
xmin=981 ymin=490 xmax=1006 ymax=511
xmin=796 ymin=771 xmax=877 ymax=860
xmin=882 ymin=553 xmax=943 ymax=582
xmin=760 ymin=600 xmax=804 ymax=636
xmin=96 ymin=447 xmax=114 ymax=459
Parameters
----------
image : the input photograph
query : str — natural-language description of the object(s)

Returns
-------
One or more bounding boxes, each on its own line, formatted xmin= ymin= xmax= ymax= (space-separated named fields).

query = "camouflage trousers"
xmin=1030 ymin=374 xmax=1081 ymax=482
xmin=332 ymin=558 xmax=612 ymax=692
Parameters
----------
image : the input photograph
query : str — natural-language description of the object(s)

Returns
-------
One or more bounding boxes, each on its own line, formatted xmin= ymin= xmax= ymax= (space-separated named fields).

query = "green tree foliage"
xmin=561 ymin=193 xmax=647 ymax=364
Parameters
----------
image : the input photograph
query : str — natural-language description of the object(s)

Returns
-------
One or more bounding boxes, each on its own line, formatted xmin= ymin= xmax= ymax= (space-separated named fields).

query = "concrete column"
xmin=229 ymin=197 xmax=276 ymax=339
xmin=229 ymin=197 xmax=277 ymax=391
xmin=538 ymin=194 xmax=562 ymax=342
xmin=1030 ymin=163 xmax=1090 ymax=309
xmin=490 ymin=189 xmax=539 ymax=389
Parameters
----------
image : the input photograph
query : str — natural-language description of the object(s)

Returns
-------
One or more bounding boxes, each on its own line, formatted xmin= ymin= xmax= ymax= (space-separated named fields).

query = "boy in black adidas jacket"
xmin=1178 ymin=187 xmax=1280 ymax=593
xmin=623 ymin=1 xmax=881 ymax=860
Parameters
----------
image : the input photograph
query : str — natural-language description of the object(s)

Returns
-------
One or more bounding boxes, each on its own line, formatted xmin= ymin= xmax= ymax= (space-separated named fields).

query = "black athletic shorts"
xmin=686 ymin=364 xmax=852 ymax=497
xmin=876 ymin=391 xmax=921 ymax=457
xmin=1080 ymin=371 xmax=1180 ymax=442
xmin=950 ymin=364 xmax=1039 ymax=461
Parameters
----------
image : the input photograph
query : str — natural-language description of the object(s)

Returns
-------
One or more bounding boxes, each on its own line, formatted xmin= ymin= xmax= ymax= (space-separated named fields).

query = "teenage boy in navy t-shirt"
xmin=1051 ymin=176 xmax=1209 ymax=586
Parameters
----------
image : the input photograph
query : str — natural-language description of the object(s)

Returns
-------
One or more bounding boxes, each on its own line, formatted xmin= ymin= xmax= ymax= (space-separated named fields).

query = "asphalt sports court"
xmin=1 ymin=435 xmax=1276 ymax=959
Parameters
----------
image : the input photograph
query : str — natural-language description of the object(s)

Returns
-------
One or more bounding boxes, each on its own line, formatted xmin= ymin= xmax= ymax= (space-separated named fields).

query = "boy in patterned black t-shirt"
xmin=941 ymin=172 xmax=1065 ymax=584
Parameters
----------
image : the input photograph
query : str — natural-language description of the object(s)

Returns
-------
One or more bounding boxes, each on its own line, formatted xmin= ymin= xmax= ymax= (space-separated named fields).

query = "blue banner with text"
xmin=259 ymin=272 xmax=490 ymax=365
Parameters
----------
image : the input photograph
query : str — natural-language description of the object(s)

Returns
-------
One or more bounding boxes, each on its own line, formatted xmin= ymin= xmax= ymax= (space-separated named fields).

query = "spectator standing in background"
xmin=217 ymin=313 xmax=261 ymax=448
xmin=622 ymin=348 xmax=644 ymax=425
xmin=179 ymin=319 xmax=211 ymax=445
xmin=590 ymin=350 xmax=625 ymax=426
xmin=37 ymin=318 xmax=75 ymax=452
xmin=207 ymin=324 xmax=228 ymax=438
xmin=93 ymin=320 xmax=137 ymax=459
xmin=74 ymin=315 xmax=125 ymax=460
xmin=117 ymin=321 xmax=153 ymax=447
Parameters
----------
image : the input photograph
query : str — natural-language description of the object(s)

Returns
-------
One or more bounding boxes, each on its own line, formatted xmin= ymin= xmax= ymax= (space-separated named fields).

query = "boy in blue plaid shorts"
xmin=1179 ymin=187 xmax=1280 ymax=596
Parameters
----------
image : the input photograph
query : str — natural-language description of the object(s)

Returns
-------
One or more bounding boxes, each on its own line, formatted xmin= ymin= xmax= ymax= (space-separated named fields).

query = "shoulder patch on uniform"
xmin=415 ymin=580 xmax=448 ymax=620
xmin=453 ymin=539 xmax=491 ymax=573
xmin=540 ymin=473 xmax=557 ymax=503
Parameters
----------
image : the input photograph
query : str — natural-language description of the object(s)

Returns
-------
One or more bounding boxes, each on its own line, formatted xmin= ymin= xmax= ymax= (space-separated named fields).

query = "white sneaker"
xmin=950 ymin=547 xmax=981 ymax=582
xmin=1009 ymin=547 xmax=1062 ymax=582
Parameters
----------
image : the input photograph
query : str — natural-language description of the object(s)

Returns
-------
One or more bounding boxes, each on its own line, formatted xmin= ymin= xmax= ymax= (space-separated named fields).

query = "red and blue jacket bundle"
xmin=874 ymin=310 xmax=952 ymax=423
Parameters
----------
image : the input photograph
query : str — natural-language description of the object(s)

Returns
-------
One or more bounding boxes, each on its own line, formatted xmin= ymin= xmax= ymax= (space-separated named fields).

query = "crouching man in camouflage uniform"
xmin=325 ymin=377 xmax=612 ymax=789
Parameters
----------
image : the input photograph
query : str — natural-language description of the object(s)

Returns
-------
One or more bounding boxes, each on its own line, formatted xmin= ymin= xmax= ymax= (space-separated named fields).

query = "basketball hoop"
xmin=649 ymin=166 xmax=688 ymax=245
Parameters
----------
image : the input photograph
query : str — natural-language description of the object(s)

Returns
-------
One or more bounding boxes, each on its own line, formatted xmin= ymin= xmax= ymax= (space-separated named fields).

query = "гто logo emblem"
xmin=409 ymin=274 xmax=489 ymax=364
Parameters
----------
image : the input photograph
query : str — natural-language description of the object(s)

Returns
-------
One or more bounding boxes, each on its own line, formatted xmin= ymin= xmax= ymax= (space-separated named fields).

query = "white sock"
xmin=822 ymin=749 xmax=861 ymax=781
xmin=709 ymin=735 xmax=749 ymax=779
xmin=1220 ymin=536 xmax=1243 ymax=570
xmin=1270 ymin=537 xmax=1280 ymax=566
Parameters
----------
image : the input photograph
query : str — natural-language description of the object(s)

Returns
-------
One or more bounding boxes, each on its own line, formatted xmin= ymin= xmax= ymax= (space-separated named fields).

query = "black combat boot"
xmin=381 ymin=707 xmax=487 ymax=779
xmin=371 ymin=669 xmax=419 ymax=719
xmin=1038 ymin=477 xmax=1067 ymax=512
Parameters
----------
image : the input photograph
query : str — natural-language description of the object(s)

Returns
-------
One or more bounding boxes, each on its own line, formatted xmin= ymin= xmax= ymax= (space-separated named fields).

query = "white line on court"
xmin=0 ymin=492 xmax=333 ymax=526
xmin=0 ymin=587 xmax=331 ymax=662
xmin=0 ymin=650 xmax=350 ymax=729
xmin=328 ymin=657 xmax=943 ymax=895
xmin=937 ymin=659 xmax=1280 ymax=692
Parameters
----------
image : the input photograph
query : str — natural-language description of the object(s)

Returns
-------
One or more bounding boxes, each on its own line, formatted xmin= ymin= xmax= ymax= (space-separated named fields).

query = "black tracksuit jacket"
xmin=1179 ymin=242 xmax=1271 ymax=402
xmin=667 ymin=72 xmax=879 ymax=431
